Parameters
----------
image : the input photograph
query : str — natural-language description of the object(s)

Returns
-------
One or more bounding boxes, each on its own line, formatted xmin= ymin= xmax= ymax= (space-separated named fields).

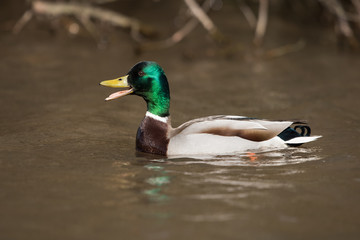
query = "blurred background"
xmin=1 ymin=1 xmax=360 ymax=240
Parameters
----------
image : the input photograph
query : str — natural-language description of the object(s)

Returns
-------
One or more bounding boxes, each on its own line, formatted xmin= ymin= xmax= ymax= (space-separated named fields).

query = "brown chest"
xmin=136 ymin=117 xmax=169 ymax=155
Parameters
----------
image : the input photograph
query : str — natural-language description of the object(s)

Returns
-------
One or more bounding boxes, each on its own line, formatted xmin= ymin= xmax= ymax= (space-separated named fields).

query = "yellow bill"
xmin=100 ymin=75 xmax=134 ymax=101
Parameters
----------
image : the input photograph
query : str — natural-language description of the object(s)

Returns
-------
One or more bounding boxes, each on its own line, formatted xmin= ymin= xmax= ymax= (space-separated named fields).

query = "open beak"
xmin=100 ymin=75 xmax=134 ymax=101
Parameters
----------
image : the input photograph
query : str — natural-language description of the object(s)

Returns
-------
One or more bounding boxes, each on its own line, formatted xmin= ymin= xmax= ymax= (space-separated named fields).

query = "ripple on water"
xmin=141 ymin=147 xmax=323 ymax=222
xmin=166 ymin=147 xmax=322 ymax=167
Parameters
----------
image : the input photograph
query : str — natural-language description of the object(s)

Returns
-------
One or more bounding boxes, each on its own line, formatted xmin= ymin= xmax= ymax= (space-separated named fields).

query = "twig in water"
xmin=265 ymin=40 xmax=306 ymax=59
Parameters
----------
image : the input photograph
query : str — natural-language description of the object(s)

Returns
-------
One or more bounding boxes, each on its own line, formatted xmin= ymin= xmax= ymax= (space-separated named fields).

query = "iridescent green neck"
xmin=142 ymin=65 xmax=170 ymax=117
xmin=145 ymin=89 xmax=170 ymax=117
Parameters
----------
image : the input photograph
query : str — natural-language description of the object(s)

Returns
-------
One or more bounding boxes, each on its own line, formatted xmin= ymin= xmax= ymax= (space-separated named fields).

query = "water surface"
xmin=1 ymin=6 xmax=360 ymax=240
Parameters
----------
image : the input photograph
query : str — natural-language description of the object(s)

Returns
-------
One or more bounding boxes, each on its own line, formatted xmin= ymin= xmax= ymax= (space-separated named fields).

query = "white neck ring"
xmin=145 ymin=111 xmax=168 ymax=123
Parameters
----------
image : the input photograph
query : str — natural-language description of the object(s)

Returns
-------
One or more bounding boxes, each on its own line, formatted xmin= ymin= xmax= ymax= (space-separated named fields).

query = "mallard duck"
xmin=100 ymin=61 xmax=321 ymax=156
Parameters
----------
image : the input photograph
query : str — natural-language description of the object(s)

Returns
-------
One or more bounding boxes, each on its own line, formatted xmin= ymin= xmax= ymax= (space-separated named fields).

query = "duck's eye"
xmin=138 ymin=71 xmax=145 ymax=77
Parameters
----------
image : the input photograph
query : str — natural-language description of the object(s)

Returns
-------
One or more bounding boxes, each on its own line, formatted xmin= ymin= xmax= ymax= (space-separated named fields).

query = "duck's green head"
xmin=100 ymin=61 xmax=170 ymax=117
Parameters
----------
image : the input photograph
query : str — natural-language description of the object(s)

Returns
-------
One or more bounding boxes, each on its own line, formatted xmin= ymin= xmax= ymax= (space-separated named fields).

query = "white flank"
xmin=167 ymin=135 xmax=287 ymax=156
xmin=167 ymin=115 xmax=298 ymax=156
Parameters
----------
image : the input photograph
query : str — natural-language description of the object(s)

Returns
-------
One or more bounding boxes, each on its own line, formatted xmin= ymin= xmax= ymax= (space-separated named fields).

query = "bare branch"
xmin=76 ymin=14 xmax=100 ymax=40
xmin=351 ymin=0 xmax=360 ymax=28
xmin=319 ymin=0 xmax=358 ymax=48
xmin=13 ymin=10 xmax=34 ymax=34
xmin=15 ymin=0 xmax=156 ymax=38
xmin=254 ymin=0 xmax=269 ymax=47
xmin=184 ymin=0 xmax=215 ymax=33
xmin=138 ymin=18 xmax=199 ymax=52
xmin=138 ymin=0 xmax=216 ymax=52
xmin=183 ymin=0 xmax=226 ymax=42
xmin=237 ymin=0 xmax=257 ymax=29
xmin=352 ymin=0 xmax=360 ymax=14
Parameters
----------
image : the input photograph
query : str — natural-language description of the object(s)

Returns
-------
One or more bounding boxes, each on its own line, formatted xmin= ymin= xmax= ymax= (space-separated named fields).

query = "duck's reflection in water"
xmin=134 ymin=147 xmax=322 ymax=223
xmin=143 ymin=163 xmax=171 ymax=202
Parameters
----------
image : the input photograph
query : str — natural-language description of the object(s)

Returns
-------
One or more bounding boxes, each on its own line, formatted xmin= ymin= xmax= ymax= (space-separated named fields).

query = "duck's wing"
xmin=171 ymin=115 xmax=293 ymax=142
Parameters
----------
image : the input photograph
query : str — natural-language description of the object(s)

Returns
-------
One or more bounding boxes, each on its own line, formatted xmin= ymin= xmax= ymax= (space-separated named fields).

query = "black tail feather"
xmin=278 ymin=125 xmax=311 ymax=147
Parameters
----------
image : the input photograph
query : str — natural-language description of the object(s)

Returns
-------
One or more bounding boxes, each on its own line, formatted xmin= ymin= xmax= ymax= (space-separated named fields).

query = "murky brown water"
xmin=1 ymin=2 xmax=360 ymax=239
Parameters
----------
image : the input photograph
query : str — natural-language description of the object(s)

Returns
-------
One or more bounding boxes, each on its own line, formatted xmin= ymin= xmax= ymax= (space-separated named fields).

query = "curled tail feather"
xmin=278 ymin=125 xmax=321 ymax=147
